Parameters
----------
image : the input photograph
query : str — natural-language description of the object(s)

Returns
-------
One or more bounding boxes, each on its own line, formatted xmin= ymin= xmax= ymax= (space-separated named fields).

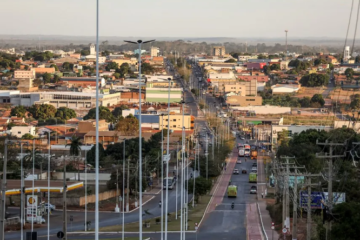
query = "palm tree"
xmin=65 ymin=136 xmax=83 ymax=180
xmin=23 ymin=148 xmax=44 ymax=179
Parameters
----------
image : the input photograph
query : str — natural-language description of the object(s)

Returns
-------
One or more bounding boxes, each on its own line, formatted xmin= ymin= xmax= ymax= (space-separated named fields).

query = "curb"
xmin=68 ymin=231 xmax=197 ymax=234
xmin=257 ymin=202 xmax=268 ymax=240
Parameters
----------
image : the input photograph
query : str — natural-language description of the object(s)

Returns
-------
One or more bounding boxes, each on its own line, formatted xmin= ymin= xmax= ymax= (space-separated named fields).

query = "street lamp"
xmin=124 ymin=39 xmax=155 ymax=240
xmin=160 ymin=113 xmax=164 ymax=240
xmin=122 ymin=138 xmax=126 ymax=240
xmin=164 ymin=77 xmax=171 ymax=240
xmin=43 ymin=131 xmax=52 ymax=240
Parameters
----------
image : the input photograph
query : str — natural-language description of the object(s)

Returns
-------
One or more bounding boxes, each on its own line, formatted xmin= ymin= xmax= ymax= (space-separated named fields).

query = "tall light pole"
xmin=285 ymin=30 xmax=288 ymax=59
xmin=20 ymin=142 xmax=24 ymax=240
xmin=95 ymin=0 xmax=100 ymax=239
xmin=46 ymin=132 xmax=51 ymax=240
xmin=84 ymin=150 xmax=88 ymax=231
xmin=160 ymin=114 xmax=164 ymax=240
xmin=122 ymin=138 xmax=126 ymax=240
xmin=125 ymin=38 xmax=155 ymax=240
xmin=165 ymin=77 xmax=171 ymax=240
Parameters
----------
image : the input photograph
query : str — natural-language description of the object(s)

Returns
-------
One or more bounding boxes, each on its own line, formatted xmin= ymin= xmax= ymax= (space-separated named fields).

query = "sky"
xmin=1 ymin=0 xmax=356 ymax=38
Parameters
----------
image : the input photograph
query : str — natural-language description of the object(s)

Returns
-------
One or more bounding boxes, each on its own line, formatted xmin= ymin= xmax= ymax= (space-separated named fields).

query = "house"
xmin=11 ymin=126 xmax=36 ymax=138
xmin=10 ymin=117 xmax=25 ymax=124
xmin=271 ymin=84 xmax=301 ymax=94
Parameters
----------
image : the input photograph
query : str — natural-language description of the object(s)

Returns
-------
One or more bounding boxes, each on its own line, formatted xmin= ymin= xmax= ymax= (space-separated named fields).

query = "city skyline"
xmin=1 ymin=0 xmax=354 ymax=38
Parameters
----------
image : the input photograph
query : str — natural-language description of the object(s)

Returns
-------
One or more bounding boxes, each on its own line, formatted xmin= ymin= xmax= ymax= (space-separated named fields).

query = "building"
xmin=14 ymin=69 xmax=35 ymax=79
xmin=34 ymin=67 xmax=56 ymax=75
xmin=134 ymin=49 xmax=146 ymax=55
xmin=59 ymin=77 xmax=106 ymax=87
xmin=344 ymin=46 xmax=351 ymax=62
xmin=17 ymin=78 xmax=37 ymax=92
xmin=247 ymin=62 xmax=267 ymax=70
xmin=11 ymin=126 xmax=36 ymax=138
xmin=90 ymin=44 xmax=96 ymax=55
xmin=213 ymin=46 xmax=226 ymax=56
xmin=78 ymin=119 xmax=108 ymax=134
xmin=159 ymin=114 xmax=195 ymax=131
xmin=222 ymin=80 xmax=257 ymax=96
xmin=271 ymin=84 xmax=301 ymax=94
xmin=230 ymin=105 xmax=291 ymax=114
xmin=271 ymin=125 xmax=332 ymax=147
xmin=236 ymin=75 xmax=269 ymax=83
xmin=9 ymin=91 xmax=121 ymax=109
xmin=226 ymin=96 xmax=262 ymax=106
xmin=112 ymin=58 xmax=137 ymax=66
xmin=135 ymin=114 xmax=160 ymax=129
xmin=150 ymin=47 xmax=159 ymax=57
xmin=146 ymin=87 xmax=182 ymax=103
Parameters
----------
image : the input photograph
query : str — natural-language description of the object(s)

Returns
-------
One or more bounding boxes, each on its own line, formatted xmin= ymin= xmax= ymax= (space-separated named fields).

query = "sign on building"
xmin=322 ymin=192 xmax=346 ymax=206
xmin=288 ymin=176 xmax=305 ymax=188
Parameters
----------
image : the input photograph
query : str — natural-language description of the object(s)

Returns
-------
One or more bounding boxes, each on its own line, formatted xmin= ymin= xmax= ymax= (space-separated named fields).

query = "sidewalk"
xmin=257 ymin=156 xmax=279 ymax=240
xmin=206 ymin=148 xmax=237 ymax=213
xmin=247 ymin=203 xmax=263 ymax=240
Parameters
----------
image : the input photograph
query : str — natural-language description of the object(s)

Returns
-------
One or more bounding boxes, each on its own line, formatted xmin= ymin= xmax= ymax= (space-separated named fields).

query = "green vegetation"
xmin=11 ymin=105 xmax=27 ymax=118
xmin=261 ymin=91 xmax=325 ymax=107
xmin=23 ymin=51 xmax=58 ymax=61
xmin=28 ymin=104 xmax=57 ymax=120
xmin=288 ymin=59 xmax=312 ymax=73
xmin=300 ymin=73 xmax=329 ymax=87
xmin=345 ymin=68 xmax=354 ymax=80
xmin=83 ymin=106 xmax=114 ymax=122
xmin=55 ymin=107 xmax=76 ymax=120
xmin=186 ymin=177 xmax=213 ymax=202
xmin=350 ymin=94 xmax=360 ymax=109
xmin=114 ymin=115 xmax=139 ymax=135
xmin=100 ymin=195 xmax=211 ymax=232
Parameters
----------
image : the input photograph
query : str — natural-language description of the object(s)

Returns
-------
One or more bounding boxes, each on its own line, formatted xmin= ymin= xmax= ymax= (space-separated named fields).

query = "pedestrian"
xmin=261 ymin=192 xmax=264 ymax=198
xmin=159 ymin=201 xmax=162 ymax=208
xmin=224 ymin=166 xmax=227 ymax=171
xmin=173 ymin=170 xmax=176 ymax=176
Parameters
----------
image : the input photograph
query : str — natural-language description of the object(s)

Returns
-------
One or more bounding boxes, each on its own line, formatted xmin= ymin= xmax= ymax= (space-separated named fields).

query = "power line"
xmin=344 ymin=0 xmax=355 ymax=57
xmin=351 ymin=0 xmax=360 ymax=56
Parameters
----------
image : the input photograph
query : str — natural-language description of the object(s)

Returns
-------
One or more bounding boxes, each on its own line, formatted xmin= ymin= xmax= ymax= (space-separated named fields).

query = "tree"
xmin=62 ymin=62 xmax=73 ymax=71
xmin=311 ymin=94 xmax=325 ymax=107
xmin=42 ymin=73 xmax=52 ymax=84
xmin=113 ymin=73 xmax=120 ymax=79
xmin=356 ymin=56 xmax=360 ymax=63
xmin=50 ymin=64 xmax=59 ymax=71
xmin=11 ymin=105 xmax=27 ymax=118
xmin=53 ymin=74 xmax=60 ymax=83
xmin=28 ymin=104 xmax=57 ymax=120
xmin=80 ymin=49 xmax=90 ymax=56
xmin=33 ymin=78 xmax=42 ymax=87
xmin=86 ymin=143 xmax=106 ymax=166
xmin=112 ymin=105 xmax=129 ymax=119
xmin=345 ymin=68 xmax=354 ymax=80
xmin=270 ymin=64 xmax=280 ymax=71
xmin=300 ymin=73 xmax=329 ymax=87
xmin=225 ymin=58 xmax=236 ymax=63
xmin=350 ymin=94 xmax=360 ymax=109
xmin=314 ymin=58 xmax=327 ymax=66
xmin=141 ymin=63 xmax=154 ymax=74
xmin=21 ymin=133 xmax=34 ymax=140
xmin=55 ymin=107 xmax=76 ymax=120
xmin=83 ymin=106 xmax=114 ymax=122
xmin=114 ymin=115 xmax=139 ymax=135
xmin=106 ymin=62 xmax=119 ymax=71
xmin=257 ymin=54 xmax=267 ymax=59
xmin=331 ymin=202 xmax=360 ymax=240
xmin=299 ymin=97 xmax=311 ymax=107
xmin=186 ymin=177 xmax=212 ymax=203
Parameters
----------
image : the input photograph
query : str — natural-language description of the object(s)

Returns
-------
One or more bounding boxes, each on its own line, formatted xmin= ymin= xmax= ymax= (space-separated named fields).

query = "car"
xmin=240 ymin=137 xmax=245 ymax=140
xmin=233 ymin=169 xmax=239 ymax=174
xmin=236 ymin=160 xmax=242 ymax=164
xmin=251 ymin=167 xmax=257 ymax=171
xmin=202 ymin=127 xmax=206 ymax=131
xmin=251 ymin=170 xmax=257 ymax=174
xmin=41 ymin=203 xmax=56 ymax=211
xmin=250 ymin=186 xmax=257 ymax=194
xmin=252 ymin=163 xmax=257 ymax=167
xmin=242 ymin=168 xmax=247 ymax=174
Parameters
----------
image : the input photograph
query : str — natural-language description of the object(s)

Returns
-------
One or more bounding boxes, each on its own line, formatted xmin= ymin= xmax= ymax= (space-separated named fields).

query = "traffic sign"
xmin=271 ymin=222 xmax=275 ymax=230
xmin=57 ymin=231 xmax=64 ymax=239
xmin=282 ymin=228 xmax=287 ymax=234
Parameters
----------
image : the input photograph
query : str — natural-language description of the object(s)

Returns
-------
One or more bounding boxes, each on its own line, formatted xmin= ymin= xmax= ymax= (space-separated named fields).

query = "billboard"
xmin=322 ymin=192 xmax=346 ymax=206
xmin=288 ymin=176 xmax=305 ymax=188
xmin=299 ymin=191 xmax=323 ymax=209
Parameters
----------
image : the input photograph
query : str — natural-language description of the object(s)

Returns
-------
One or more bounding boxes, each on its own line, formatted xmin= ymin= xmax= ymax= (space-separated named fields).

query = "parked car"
xmin=40 ymin=203 xmax=56 ymax=211
xmin=250 ymin=186 xmax=257 ymax=194
xmin=233 ymin=169 xmax=240 ymax=175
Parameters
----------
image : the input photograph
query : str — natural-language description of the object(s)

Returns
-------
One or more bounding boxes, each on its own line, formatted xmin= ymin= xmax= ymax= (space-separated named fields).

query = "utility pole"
xmin=316 ymin=140 xmax=346 ymax=240
xmin=126 ymin=158 xmax=130 ymax=212
xmin=304 ymin=174 xmax=321 ymax=240
xmin=280 ymin=156 xmax=295 ymax=231
xmin=0 ymin=140 xmax=8 ymax=240
xmin=63 ymin=157 xmax=67 ymax=240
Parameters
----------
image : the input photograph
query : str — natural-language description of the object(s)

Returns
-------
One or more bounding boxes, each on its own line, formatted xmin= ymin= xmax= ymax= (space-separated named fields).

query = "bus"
xmin=249 ymin=173 xmax=257 ymax=183
xmin=227 ymin=185 xmax=237 ymax=197
xmin=163 ymin=177 xmax=176 ymax=190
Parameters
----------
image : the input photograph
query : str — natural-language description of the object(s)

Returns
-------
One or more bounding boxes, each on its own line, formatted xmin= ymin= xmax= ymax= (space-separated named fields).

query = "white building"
xmin=150 ymin=47 xmax=159 ymax=57
xmin=90 ymin=44 xmax=96 ymax=55
xmin=231 ymin=105 xmax=291 ymax=114
xmin=344 ymin=46 xmax=351 ymax=62
xmin=271 ymin=84 xmax=300 ymax=94
xmin=271 ymin=125 xmax=332 ymax=147
xmin=11 ymin=126 xmax=36 ymax=138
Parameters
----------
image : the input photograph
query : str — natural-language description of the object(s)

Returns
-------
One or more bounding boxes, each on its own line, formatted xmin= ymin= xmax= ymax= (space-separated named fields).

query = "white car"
xmin=237 ymin=160 xmax=242 ymax=164
xmin=42 ymin=203 xmax=56 ymax=211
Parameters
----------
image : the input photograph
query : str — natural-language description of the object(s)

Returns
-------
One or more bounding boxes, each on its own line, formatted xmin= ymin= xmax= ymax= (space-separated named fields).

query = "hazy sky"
xmin=1 ymin=0 xmax=355 ymax=38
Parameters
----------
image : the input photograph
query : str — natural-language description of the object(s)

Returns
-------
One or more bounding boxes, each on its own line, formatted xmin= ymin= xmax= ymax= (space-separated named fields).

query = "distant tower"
xmin=285 ymin=30 xmax=288 ymax=53
xmin=90 ymin=44 xmax=96 ymax=55
xmin=344 ymin=46 xmax=351 ymax=62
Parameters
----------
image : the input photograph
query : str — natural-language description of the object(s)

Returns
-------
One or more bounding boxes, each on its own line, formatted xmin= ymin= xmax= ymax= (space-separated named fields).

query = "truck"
xmin=227 ymin=185 xmax=237 ymax=197
xmin=251 ymin=149 xmax=258 ymax=160
xmin=249 ymin=172 xmax=257 ymax=183
xmin=238 ymin=149 xmax=245 ymax=157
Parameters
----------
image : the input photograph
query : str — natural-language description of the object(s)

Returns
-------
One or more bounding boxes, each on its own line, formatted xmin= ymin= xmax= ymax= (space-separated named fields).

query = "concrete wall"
xmin=231 ymin=105 xmax=291 ymax=114
xmin=52 ymin=172 xmax=111 ymax=181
